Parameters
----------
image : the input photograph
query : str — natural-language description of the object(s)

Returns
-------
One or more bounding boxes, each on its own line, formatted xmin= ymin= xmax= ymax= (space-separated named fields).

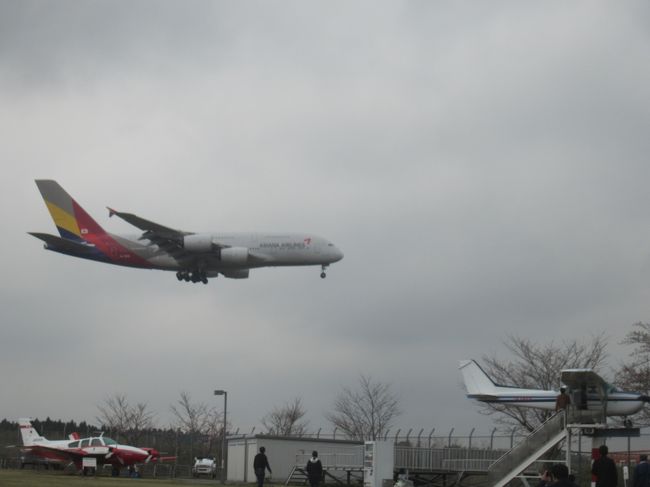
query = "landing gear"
xmin=320 ymin=265 xmax=328 ymax=279
xmin=176 ymin=270 xmax=209 ymax=284
xmin=624 ymin=418 xmax=633 ymax=428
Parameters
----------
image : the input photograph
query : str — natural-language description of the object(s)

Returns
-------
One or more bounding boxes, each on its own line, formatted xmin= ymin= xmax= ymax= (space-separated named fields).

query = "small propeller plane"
xmin=18 ymin=418 xmax=171 ymax=475
xmin=459 ymin=359 xmax=650 ymax=420
xmin=30 ymin=180 xmax=344 ymax=283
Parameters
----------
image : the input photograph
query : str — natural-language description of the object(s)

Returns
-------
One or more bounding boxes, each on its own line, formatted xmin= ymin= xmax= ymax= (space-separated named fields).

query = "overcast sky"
xmin=2 ymin=1 xmax=650 ymax=440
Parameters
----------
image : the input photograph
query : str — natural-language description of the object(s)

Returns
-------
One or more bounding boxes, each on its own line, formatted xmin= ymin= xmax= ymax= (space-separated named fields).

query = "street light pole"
xmin=214 ymin=390 xmax=228 ymax=483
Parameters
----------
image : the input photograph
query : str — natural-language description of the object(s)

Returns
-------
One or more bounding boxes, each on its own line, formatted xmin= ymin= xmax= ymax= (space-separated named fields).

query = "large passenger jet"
xmin=30 ymin=180 xmax=343 ymax=284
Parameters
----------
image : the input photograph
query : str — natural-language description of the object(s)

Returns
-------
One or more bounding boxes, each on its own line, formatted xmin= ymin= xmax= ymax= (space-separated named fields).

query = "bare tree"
xmin=616 ymin=322 xmax=650 ymax=425
xmin=480 ymin=334 xmax=607 ymax=432
xmin=261 ymin=397 xmax=309 ymax=436
xmin=97 ymin=394 xmax=156 ymax=445
xmin=325 ymin=375 xmax=401 ymax=441
xmin=170 ymin=392 xmax=220 ymax=459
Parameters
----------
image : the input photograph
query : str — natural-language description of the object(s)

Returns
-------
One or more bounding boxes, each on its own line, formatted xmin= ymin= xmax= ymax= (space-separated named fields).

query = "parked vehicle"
xmin=192 ymin=457 xmax=217 ymax=478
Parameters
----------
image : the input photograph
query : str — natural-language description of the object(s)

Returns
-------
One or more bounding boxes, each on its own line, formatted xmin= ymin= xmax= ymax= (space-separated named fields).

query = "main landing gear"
xmin=176 ymin=270 xmax=209 ymax=284
xmin=320 ymin=265 xmax=328 ymax=279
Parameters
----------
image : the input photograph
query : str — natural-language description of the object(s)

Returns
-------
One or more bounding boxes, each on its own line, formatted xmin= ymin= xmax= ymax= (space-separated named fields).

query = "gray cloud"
xmin=2 ymin=1 xmax=650 ymax=436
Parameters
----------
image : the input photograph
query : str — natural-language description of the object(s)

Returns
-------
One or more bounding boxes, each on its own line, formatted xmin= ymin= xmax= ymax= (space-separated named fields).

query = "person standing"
xmin=555 ymin=387 xmax=571 ymax=412
xmin=550 ymin=464 xmax=578 ymax=487
xmin=634 ymin=454 xmax=650 ymax=487
xmin=306 ymin=451 xmax=323 ymax=487
xmin=254 ymin=446 xmax=272 ymax=487
xmin=592 ymin=445 xmax=618 ymax=487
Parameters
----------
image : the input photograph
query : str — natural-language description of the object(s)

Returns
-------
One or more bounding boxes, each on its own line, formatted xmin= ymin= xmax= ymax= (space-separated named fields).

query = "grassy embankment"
xmin=0 ymin=469 xmax=269 ymax=486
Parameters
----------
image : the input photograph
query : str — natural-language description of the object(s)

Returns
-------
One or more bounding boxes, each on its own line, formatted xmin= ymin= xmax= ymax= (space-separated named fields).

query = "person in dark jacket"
xmin=306 ymin=451 xmax=323 ymax=487
xmin=550 ymin=463 xmax=578 ymax=487
xmin=592 ymin=445 xmax=618 ymax=487
xmin=634 ymin=454 xmax=650 ymax=487
xmin=254 ymin=446 xmax=272 ymax=487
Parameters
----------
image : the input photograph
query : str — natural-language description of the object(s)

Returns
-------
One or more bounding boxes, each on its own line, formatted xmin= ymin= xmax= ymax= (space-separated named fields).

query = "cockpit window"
xmin=68 ymin=440 xmax=79 ymax=448
xmin=91 ymin=438 xmax=102 ymax=447
xmin=80 ymin=439 xmax=90 ymax=447
xmin=102 ymin=437 xmax=117 ymax=446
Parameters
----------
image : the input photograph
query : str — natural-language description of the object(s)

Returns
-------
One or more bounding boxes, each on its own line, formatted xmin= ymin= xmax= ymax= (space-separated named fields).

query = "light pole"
xmin=214 ymin=390 xmax=228 ymax=483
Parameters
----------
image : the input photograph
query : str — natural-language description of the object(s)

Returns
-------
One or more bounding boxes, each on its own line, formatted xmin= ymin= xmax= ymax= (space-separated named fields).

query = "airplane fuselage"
xmin=471 ymin=389 xmax=645 ymax=416
xmin=42 ymin=232 xmax=343 ymax=273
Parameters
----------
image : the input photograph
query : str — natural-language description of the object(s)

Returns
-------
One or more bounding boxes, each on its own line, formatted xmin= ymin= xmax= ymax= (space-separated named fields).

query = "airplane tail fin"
xmin=459 ymin=360 xmax=499 ymax=395
xmin=34 ymin=180 xmax=107 ymax=243
xmin=19 ymin=418 xmax=45 ymax=446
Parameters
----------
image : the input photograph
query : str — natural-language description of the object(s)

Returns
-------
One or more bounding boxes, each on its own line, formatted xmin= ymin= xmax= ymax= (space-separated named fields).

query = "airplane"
xmin=29 ymin=180 xmax=344 ymax=284
xmin=18 ymin=418 xmax=171 ymax=475
xmin=459 ymin=359 xmax=650 ymax=419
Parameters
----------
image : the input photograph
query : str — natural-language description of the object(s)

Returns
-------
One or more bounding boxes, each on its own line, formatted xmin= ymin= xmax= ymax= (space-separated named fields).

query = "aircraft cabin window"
xmin=69 ymin=440 xmax=79 ymax=448
xmin=80 ymin=439 xmax=90 ymax=447
xmin=103 ymin=437 xmax=117 ymax=446
xmin=91 ymin=438 xmax=102 ymax=447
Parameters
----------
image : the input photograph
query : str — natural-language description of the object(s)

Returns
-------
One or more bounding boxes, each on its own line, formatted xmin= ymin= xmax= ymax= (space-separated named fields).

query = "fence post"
xmin=384 ymin=429 xmax=391 ymax=441
xmin=510 ymin=428 xmax=516 ymax=449
xmin=417 ymin=428 xmax=424 ymax=448
xmin=405 ymin=428 xmax=413 ymax=445
xmin=448 ymin=428 xmax=455 ymax=448
xmin=394 ymin=429 xmax=401 ymax=444
xmin=428 ymin=429 xmax=435 ymax=448
xmin=468 ymin=428 xmax=475 ymax=450
xmin=490 ymin=428 xmax=497 ymax=449
xmin=317 ymin=428 xmax=321 ymax=439
xmin=333 ymin=428 xmax=337 ymax=440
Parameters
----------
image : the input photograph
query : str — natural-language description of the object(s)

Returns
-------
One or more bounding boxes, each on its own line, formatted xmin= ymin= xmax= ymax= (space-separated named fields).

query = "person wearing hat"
xmin=254 ymin=446 xmax=272 ymax=487
xmin=555 ymin=386 xmax=571 ymax=412
xmin=306 ymin=451 xmax=323 ymax=487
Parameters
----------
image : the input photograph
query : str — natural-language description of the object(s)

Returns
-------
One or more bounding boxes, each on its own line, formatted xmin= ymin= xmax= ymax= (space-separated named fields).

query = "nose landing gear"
xmin=320 ymin=265 xmax=328 ymax=279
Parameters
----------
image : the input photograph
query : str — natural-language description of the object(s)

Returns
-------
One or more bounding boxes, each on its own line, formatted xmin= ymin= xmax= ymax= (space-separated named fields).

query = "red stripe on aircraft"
xmin=72 ymin=200 xmax=153 ymax=268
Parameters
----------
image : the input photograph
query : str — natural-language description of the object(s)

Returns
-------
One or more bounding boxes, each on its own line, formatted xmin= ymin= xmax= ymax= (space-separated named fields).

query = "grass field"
xmin=0 ymin=469 xmax=267 ymax=486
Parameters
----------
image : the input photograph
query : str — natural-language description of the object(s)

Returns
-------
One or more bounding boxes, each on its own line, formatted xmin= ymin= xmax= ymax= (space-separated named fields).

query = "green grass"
xmin=0 ymin=470 xmax=269 ymax=486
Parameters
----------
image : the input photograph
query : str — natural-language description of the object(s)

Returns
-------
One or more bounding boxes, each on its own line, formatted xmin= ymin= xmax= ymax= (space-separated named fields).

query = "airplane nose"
xmin=333 ymin=247 xmax=344 ymax=262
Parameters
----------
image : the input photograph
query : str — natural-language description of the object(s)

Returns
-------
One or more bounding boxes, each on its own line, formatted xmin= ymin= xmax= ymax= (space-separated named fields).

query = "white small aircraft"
xmin=459 ymin=359 xmax=649 ymax=418
xmin=18 ymin=418 xmax=171 ymax=475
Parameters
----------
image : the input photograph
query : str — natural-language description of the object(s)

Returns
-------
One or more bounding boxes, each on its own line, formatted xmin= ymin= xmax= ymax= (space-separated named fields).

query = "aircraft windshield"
xmin=102 ymin=437 xmax=117 ymax=446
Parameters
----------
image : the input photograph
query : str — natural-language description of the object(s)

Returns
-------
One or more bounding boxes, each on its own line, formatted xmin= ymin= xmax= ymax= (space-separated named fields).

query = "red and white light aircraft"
xmin=19 ymin=418 xmax=170 ymax=475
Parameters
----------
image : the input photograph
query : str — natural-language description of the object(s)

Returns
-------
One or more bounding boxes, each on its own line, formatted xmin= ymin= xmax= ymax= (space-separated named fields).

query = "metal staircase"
xmin=487 ymin=411 xmax=567 ymax=487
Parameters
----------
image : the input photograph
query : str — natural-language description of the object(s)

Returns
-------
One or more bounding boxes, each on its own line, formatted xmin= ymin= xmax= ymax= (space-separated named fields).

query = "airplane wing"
xmin=107 ymin=208 xmax=189 ymax=239
xmin=560 ymin=369 xmax=608 ymax=390
xmin=27 ymin=444 xmax=88 ymax=461
xmin=107 ymin=208 xmax=196 ymax=257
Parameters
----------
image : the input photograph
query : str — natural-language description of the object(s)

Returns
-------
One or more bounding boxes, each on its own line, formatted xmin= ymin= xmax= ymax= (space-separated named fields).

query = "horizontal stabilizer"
xmin=29 ymin=232 xmax=99 ymax=256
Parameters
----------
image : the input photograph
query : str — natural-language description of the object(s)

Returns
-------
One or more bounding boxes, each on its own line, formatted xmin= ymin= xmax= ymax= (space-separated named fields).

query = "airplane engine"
xmin=183 ymin=234 xmax=215 ymax=252
xmin=220 ymin=247 xmax=249 ymax=264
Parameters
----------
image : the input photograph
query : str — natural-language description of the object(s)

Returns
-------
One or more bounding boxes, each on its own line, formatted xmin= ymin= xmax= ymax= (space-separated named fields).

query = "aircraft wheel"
xmin=176 ymin=272 xmax=183 ymax=281
xmin=202 ymin=277 xmax=208 ymax=284
xmin=320 ymin=272 xmax=326 ymax=278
